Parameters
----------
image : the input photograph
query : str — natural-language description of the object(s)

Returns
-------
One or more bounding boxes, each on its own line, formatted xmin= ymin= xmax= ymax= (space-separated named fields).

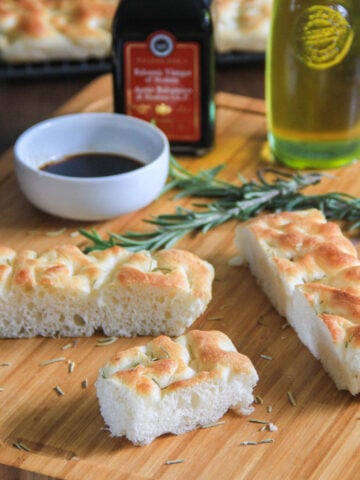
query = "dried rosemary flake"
xmin=46 ymin=227 xmax=67 ymax=236
xmin=260 ymin=354 xmax=273 ymax=361
xmin=248 ymin=418 xmax=268 ymax=425
xmin=287 ymin=391 xmax=297 ymax=406
xmin=207 ymin=315 xmax=224 ymax=321
xmin=54 ymin=385 xmax=65 ymax=396
xmin=159 ymin=346 xmax=170 ymax=358
xmin=219 ymin=303 xmax=233 ymax=310
xmin=96 ymin=337 xmax=118 ymax=346
xmin=39 ymin=357 xmax=66 ymax=366
xmin=151 ymin=377 xmax=161 ymax=388
xmin=258 ymin=439 xmax=274 ymax=444
xmin=164 ymin=459 xmax=185 ymax=465
xmin=240 ymin=441 xmax=257 ymax=446
xmin=13 ymin=442 xmax=31 ymax=452
xmin=259 ymin=426 xmax=267 ymax=432
xmin=201 ymin=421 xmax=225 ymax=429
xmin=82 ymin=379 xmax=88 ymax=389
xmin=0 ymin=362 xmax=11 ymax=367
xmin=151 ymin=267 xmax=172 ymax=274
xmin=68 ymin=361 xmax=75 ymax=373
xmin=61 ymin=343 xmax=74 ymax=351
xmin=255 ymin=395 xmax=264 ymax=405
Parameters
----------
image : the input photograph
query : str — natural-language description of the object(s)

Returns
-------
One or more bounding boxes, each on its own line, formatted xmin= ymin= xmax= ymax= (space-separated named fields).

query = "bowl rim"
xmin=14 ymin=112 xmax=170 ymax=184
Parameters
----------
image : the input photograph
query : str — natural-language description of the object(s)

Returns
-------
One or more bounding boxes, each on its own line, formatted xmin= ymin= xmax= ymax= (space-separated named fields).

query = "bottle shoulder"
xmin=113 ymin=0 xmax=212 ymax=33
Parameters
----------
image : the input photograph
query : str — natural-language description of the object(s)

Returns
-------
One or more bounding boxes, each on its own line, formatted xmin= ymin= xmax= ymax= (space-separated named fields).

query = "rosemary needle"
xmin=79 ymin=157 xmax=360 ymax=253
xmin=164 ymin=459 xmax=185 ymax=465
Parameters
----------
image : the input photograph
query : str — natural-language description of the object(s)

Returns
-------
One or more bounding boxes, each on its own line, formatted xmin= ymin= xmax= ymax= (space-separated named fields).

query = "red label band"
xmin=124 ymin=32 xmax=201 ymax=142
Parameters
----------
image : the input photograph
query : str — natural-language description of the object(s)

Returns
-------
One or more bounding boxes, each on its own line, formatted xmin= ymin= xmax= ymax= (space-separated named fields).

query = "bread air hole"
xmin=190 ymin=392 xmax=202 ymax=408
xmin=156 ymin=296 xmax=165 ymax=304
xmin=73 ymin=314 xmax=86 ymax=327
xmin=27 ymin=302 xmax=36 ymax=310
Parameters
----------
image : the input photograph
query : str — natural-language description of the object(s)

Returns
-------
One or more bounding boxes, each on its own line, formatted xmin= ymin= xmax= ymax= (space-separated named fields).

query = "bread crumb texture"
xmin=96 ymin=329 xmax=259 ymax=445
xmin=234 ymin=208 xmax=360 ymax=395
xmin=0 ymin=244 xmax=214 ymax=338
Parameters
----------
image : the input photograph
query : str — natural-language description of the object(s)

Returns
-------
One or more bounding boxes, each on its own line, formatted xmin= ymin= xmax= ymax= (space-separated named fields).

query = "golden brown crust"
xmin=216 ymin=0 xmax=272 ymax=30
xmin=301 ymin=281 xmax=360 ymax=345
xmin=212 ymin=0 xmax=272 ymax=53
xmin=0 ymin=0 xmax=118 ymax=62
xmin=105 ymin=330 xmax=257 ymax=398
xmin=0 ymin=0 xmax=272 ymax=62
xmin=243 ymin=209 xmax=360 ymax=349
xmin=185 ymin=329 xmax=254 ymax=375
xmin=4 ymin=244 xmax=212 ymax=298
xmin=115 ymin=248 xmax=213 ymax=301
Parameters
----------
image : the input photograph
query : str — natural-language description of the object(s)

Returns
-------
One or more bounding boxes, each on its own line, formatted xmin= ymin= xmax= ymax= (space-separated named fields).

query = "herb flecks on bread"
xmin=0 ymin=244 xmax=214 ymax=338
xmin=96 ymin=329 xmax=259 ymax=445
xmin=234 ymin=208 xmax=360 ymax=395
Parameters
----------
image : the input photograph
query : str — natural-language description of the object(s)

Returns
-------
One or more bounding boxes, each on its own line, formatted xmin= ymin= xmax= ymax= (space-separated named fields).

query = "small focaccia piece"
xmin=0 ymin=244 xmax=214 ymax=338
xmin=291 ymin=277 xmax=360 ymax=395
xmin=212 ymin=0 xmax=273 ymax=53
xmin=96 ymin=330 xmax=259 ymax=445
xmin=232 ymin=209 xmax=358 ymax=317
xmin=233 ymin=209 xmax=360 ymax=394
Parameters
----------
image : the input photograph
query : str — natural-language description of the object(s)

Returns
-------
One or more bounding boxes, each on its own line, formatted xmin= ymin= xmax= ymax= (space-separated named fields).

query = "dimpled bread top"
xmin=101 ymin=330 xmax=258 ymax=401
xmin=0 ymin=0 xmax=118 ymax=62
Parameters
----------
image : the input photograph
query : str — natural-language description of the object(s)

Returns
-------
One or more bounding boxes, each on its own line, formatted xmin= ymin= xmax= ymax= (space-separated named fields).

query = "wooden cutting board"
xmin=0 ymin=74 xmax=359 ymax=480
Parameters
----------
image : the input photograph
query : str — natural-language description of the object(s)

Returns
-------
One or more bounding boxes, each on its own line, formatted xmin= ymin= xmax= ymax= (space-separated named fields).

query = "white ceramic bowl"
xmin=14 ymin=113 xmax=170 ymax=221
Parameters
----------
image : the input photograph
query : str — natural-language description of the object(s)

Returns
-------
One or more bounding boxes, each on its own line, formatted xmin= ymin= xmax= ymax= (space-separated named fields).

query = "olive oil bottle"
xmin=112 ymin=0 xmax=215 ymax=156
xmin=266 ymin=0 xmax=360 ymax=169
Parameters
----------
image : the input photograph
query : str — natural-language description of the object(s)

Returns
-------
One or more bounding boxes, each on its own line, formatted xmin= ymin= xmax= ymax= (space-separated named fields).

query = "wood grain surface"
xmin=0 ymin=74 xmax=359 ymax=480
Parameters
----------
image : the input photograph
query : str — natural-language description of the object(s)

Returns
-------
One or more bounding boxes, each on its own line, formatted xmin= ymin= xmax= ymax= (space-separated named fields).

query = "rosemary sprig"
xmin=79 ymin=157 xmax=360 ymax=253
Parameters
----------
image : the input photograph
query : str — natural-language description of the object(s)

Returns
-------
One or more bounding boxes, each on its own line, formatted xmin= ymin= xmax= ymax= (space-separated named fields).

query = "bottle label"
xmin=124 ymin=31 xmax=201 ymax=142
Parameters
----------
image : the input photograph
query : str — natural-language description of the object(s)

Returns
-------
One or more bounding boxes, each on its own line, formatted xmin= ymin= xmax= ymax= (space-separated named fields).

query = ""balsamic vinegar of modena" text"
xmin=112 ymin=0 xmax=215 ymax=156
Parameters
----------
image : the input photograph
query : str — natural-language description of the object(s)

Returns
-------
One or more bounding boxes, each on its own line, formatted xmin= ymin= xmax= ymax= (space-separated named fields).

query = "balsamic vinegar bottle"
xmin=112 ymin=0 xmax=215 ymax=156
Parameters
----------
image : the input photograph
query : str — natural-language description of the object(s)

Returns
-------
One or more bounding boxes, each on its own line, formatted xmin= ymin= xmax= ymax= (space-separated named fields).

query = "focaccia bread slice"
xmin=0 ymin=244 xmax=214 ymax=338
xmin=212 ymin=0 xmax=273 ymax=53
xmin=0 ymin=0 xmax=118 ymax=63
xmin=232 ymin=209 xmax=360 ymax=395
xmin=0 ymin=0 xmax=272 ymax=63
xmin=96 ymin=329 xmax=259 ymax=445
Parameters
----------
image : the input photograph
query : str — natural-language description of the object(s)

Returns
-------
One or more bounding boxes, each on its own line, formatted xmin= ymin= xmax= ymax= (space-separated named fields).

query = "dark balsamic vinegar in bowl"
xmin=40 ymin=152 xmax=144 ymax=178
xmin=14 ymin=111 xmax=169 ymax=220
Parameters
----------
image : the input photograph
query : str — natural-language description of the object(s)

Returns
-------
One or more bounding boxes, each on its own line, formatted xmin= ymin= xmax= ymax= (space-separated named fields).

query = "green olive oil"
xmin=266 ymin=0 xmax=360 ymax=169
